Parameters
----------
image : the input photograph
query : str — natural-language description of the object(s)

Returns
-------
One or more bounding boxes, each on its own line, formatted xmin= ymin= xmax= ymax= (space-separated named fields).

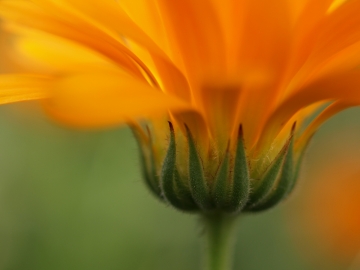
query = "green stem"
xmin=202 ymin=214 xmax=239 ymax=270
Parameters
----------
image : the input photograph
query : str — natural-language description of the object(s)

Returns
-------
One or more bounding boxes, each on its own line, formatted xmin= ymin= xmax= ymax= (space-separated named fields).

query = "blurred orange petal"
xmin=0 ymin=74 xmax=51 ymax=104
xmin=43 ymin=72 xmax=192 ymax=128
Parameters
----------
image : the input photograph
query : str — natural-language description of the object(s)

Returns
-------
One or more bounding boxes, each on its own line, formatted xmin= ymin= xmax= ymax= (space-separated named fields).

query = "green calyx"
xmin=133 ymin=122 xmax=305 ymax=214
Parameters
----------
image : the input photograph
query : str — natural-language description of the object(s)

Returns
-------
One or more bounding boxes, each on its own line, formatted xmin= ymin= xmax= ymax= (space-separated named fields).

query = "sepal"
xmin=245 ymin=123 xmax=298 ymax=212
xmin=186 ymin=125 xmax=214 ymax=211
xmin=132 ymin=122 xmax=306 ymax=215
xmin=131 ymin=125 xmax=163 ymax=200
xmin=244 ymin=139 xmax=288 ymax=210
xmin=248 ymin=125 xmax=295 ymax=211
xmin=213 ymin=126 xmax=251 ymax=213
xmin=228 ymin=125 xmax=250 ymax=212
xmin=213 ymin=149 xmax=231 ymax=209
xmin=160 ymin=122 xmax=197 ymax=211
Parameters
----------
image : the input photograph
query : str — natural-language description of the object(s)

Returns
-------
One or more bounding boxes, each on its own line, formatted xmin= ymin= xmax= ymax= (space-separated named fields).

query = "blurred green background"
xmin=1 ymin=103 xmax=360 ymax=270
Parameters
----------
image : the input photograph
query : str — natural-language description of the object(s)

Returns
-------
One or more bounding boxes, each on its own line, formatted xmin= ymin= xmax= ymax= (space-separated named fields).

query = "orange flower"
xmin=0 ymin=0 xmax=360 ymax=212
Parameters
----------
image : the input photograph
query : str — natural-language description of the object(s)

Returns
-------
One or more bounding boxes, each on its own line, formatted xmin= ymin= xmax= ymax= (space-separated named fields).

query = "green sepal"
xmin=227 ymin=125 xmax=250 ymax=212
xmin=159 ymin=122 xmax=177 ymax=202
xmin=186 ymin=125 xmax=213 ymax=210
xmin=131 ymin=126 xmax=163 ymax=200
xmin=213 ymin=150 xmax=231 ymax=209
xmin=160 ymin=122 xmax=196 ymax=211
xmin=244 ymin=141 xmax=288 ymax=210
xmin=173 ymin=168 xmax=198 ymax=211
xmin=250 ymin=130 xmax=295 ymax=211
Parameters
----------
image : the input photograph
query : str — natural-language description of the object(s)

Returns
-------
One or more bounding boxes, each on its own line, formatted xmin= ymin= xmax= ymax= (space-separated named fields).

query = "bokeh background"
xmin=0 ymin=102 xmax=360 ymax=270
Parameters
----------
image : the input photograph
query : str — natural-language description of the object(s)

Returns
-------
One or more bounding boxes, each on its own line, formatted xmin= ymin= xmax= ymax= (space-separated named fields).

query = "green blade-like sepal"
xmin=131 ymin=125 xmax=163 ymax=200
xmin=186 ymin=125 xmax=213 ymax=211
xmin=227 ymin=125 xmax=250 ymax=212
xmin=245 ymin=141 xmax=288 ymax=210
xmin=173 ymin=168 xmax=198 ymax=211
xmin=213 ymin=148 xmax=231 ymax=209
xmin=250 ymin=124 xmax=296 ymax=211
xmin=160 ymin=122 xmax=196 ymax=211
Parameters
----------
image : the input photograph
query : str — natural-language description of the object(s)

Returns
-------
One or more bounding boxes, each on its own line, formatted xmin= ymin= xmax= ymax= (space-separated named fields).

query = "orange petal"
xmin=115 ymin=0 xmax=171 ymax=56
xmin=228 ymin=0 xmax=294 ymax=144
xmin=285 ymin=0 xmax=334 ymax=79
xmin=43 ymin=72 xmax=193 ymax=128
xmin=0 ymin=0 xmax=147 ymax=81
xmin=289 ymin=0 xmax=360 ymax=83
xmin=0 ymin=74 xmax=51 ymax=104
xmin=32 ymin=0 xmax=165 ymax=57
xmin=258 ymin=71 xmax=360 ymax=152
xmin=296 ymin=100 xmax=355 ymax=150
xmin=155 ymin=0 xmax=226 ymax=83
xmin=31 ymin=0 xmax=191 ymax=101
xmin=199 ymin=84 xmax=241 ymax=146
xmin=12 ymin=30 xmax=121 ymax=74
xmin=313 ymin=0 xmax=360 ymax=68
xmin=234 ymin=0 xmax=292 ymax=74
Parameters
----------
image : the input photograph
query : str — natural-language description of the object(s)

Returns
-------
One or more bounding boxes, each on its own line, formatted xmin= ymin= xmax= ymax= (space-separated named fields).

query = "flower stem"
xmin=202 ymin=214 xmax=239 ymax=270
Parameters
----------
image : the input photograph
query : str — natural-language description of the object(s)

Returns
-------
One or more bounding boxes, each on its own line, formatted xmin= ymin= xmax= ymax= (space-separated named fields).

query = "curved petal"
xmin=234 ymin=0 xmax=292 ymax=74
xmin=32 ymin=0 xmax=166 ymax=57
xmin=114 ymin=0 xmax=171 ymax=55
xmin=282 ymin=40 xmax=360 ymax=100
xmin=43 ymin=72 xmax=193 ymax=128
xmin=12 ymin=30 xmax=121 ymax=74
xmin=258 ymin=70 xmax=360 ymax=151
xmin=0 ymin=0 xmax=147 ymax=81
xmin=293 ymin=0 xmax=360 ymax=77
xmin=288 ymin=0 xmax=360 ymax=84
xmin=0 ymin=74 xmax=51 ymax=104
xmin=228 ymin=0 xmax=294 ymax=142
xmin=296 ymin=100 xmax=355 ymax=149
xmin=155 ymin=0 xmax=226 ymax=82
xmin=313 ymin=0 xmax=360 ymax=59
xmin=285 ymin=0 xmax=334 ymax=80
xmin=31 ymin=0 xmax=191 ymax=101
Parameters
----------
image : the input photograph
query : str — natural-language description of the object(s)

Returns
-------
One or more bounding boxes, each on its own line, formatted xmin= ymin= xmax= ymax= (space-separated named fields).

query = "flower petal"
xmin=43 ymin=72 xmax=192 ymax=128
xmin=31 ymin=0 xmax=164 ymax=56
xmin=0 ymin=0 xmax=146 ymax=80
xmin=310 ymin=0 xmax=360 ymax=65
xmin=234 ymin=0 xmax=292 ymax=74
xmin=11 ymin=30 xmax=120 ymax=74
xmin=224 ymin=0 xmax=294 ymax=145
xmin=155 ymin=0 xmax=226 ymax=82
xmin=296 ymin=100 xmax=355 ymax=150
xmin=288 ymin=0 xmax=360 ymax=84
xmin=30 ymin=0 xmax=192 ymax=101
xmin=0 ymin=74 xmax=51 ymax=104
xmin=258 ymin=70 xmax=360 ymax=151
